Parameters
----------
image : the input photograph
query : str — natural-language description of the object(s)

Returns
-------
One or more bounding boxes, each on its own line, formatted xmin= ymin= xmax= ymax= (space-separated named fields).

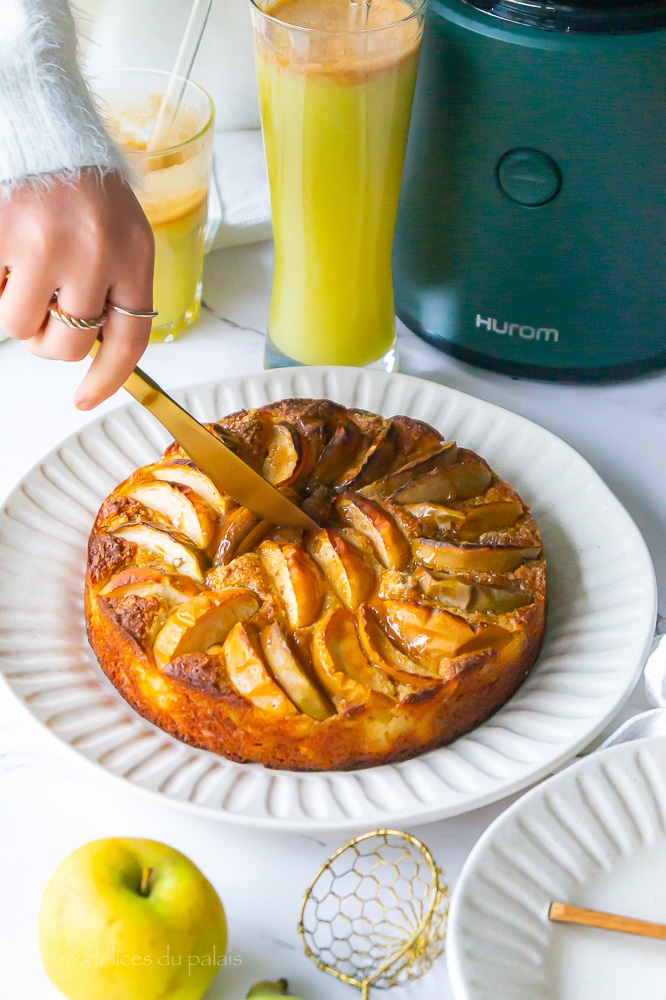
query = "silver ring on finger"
xmin=106 ymin=301 xmax=158 ymax=320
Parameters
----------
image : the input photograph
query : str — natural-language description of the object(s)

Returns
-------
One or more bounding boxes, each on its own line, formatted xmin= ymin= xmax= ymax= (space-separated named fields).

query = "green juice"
xmin=255 ymin=0 xmax=422 ymax=366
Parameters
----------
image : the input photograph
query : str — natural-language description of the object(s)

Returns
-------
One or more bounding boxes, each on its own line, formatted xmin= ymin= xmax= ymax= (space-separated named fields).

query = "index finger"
xmin=73 ymin=309 xmax=152 ymax=409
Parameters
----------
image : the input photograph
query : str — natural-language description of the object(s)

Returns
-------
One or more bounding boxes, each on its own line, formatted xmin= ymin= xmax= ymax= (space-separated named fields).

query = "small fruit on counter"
xmin=246 ymin=979 xmax=306 ymax=999
xmin=38 ymin=838 xmax=227 ymax=1000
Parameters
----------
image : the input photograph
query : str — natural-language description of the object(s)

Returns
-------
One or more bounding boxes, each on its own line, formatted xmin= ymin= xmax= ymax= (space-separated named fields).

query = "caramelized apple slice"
xmin=215 ymin=508 xmax=272 ymax=565
xmin=389 ymin=415 xmax=447 ymax=463
xmin=258 ymin=539 xmax=324 ymax=628
xmin=335 ymin=494 xmax=410 ymax=570
xmin=403 ymin=502 xmax=466 ymax=533
xmin=101 ymin=567 xmax=201 ymax=605
xmin=415 ymin=566 xmax=534 ymax=613
xmin=126 ymin=481 xmax=218 ymax=549
xmin=405 ymin=499 xmax=524 ymax=543
xmin=223 ymin=621 xmax=298 ymax=716
xmin=455 ymin=500 xmax=524 ymax=541
xmin=357 ymin=606 xmax=440 ymax=687
xmin=97 ymin=496 xmax=144 ymax=530
xmin=458 ymin=623 xmax=513 ymax=654
xmin=260 ymin=622 xmax=333 ymax=720
xmin=341 ymin=422 xmax=400 ymax=489
xmin=313 ymin=608 xmax=396 ymax=700
xmin=151 ymin=460 xmax=236 ymax=516
xmin=376 ymin=599 xmax=512 ymax=666
xmin=391 ymin=452 xmax=492 ymax=504
xmin=413 ymin=538 xmax=542 ymax=574
xmin=102 ymin=565 xmax=189 ymax=592
xmin=306 ymin=529 xmax=376 ymax=609
xmin=153 ymin=588 xmax=260 ymax=667
xmin=262 ymin=422 xmax=304 ymax=487
xmin=289 ymin=626 xmax=316 ymax=672
xmin=312 ymin=616 xmax=376 ymax=708
xmin=309 ymin=419 xmax=363 ymax=487
xmin=301 ymin=486 xmax=336 ymax=526
xmin=335 ymin=524 xmax=377 ymax=563
xmin=360 ymin=443 xmax=458 ymax=499
xmin=210 ymin=412 xmax=271 ymax=471
xmin=376 ymin=600 xmax=476 ymax=661
xmin=111 ymin=523 xmax=206 ymax=581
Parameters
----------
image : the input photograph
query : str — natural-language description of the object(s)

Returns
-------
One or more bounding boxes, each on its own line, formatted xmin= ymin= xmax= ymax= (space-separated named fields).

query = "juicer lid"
xmin=455 ymin=0 xmax=666 ymax=32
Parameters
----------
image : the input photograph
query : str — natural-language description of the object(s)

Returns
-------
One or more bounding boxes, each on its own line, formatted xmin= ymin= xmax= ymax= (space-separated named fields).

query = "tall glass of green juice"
xmin=250 ymin=0 xmax=426 ymax=370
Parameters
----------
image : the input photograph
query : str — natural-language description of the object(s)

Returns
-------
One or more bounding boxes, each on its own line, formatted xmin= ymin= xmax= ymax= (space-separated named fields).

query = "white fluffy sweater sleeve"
xmin=0 ymin=0 xmax=126 ymax=188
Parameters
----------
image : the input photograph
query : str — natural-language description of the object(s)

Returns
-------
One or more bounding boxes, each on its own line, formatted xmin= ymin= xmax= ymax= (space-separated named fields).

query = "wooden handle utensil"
xmin=549 ymin=902 xmax=666 ymax=941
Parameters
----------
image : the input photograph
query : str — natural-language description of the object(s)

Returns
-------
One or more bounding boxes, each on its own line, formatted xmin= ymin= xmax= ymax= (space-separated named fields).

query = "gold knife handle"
xmin=87 ymin=339 xmax=318 ymax=530
xmin=123 ymin=366 xmax=196 ymax=440
xmin=90 ymin=339 xmax=196 ymax=443
xmin=123 ymin=365 xmax=168 ymax=407
xmin=125 ymin=369 xmax=318 ymax=530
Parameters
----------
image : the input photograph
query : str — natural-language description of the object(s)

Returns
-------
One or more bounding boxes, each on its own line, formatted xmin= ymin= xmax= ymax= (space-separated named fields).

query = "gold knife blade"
xmin=92 ymin=343 xmax=318 ymax=529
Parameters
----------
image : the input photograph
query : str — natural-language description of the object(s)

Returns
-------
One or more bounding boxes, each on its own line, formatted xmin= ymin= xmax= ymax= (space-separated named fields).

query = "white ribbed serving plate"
xmin=0 ymin=368 xmax=657 ymax=831
xmin=448 ymin=735 xmax=666 ymax=1000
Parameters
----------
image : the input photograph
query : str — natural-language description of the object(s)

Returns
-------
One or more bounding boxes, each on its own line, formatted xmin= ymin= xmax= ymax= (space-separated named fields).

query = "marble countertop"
xmin=1 ymin=239 xmax=664 ymax=999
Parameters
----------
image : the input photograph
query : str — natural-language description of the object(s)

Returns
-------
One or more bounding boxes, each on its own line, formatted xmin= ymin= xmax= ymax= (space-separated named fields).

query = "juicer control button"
xmin=497 ymin=148 xmax=562 ymax=206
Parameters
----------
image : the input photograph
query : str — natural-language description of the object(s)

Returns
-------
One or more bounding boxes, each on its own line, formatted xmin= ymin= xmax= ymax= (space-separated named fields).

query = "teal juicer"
xmin=393 ymin=0 xmax=666 ymax=380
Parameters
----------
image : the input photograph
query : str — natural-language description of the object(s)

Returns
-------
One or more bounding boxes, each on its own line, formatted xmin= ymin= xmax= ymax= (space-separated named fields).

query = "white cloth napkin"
xmin=599 ymin=623 xmax=666 ymax=749
xmin=206 ymin=129 xmax=271 ymax=251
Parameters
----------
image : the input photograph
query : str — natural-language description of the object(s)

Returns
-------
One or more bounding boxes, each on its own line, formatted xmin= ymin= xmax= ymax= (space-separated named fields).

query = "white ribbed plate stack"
xmin=0 ymin=368 xmax=657 ymax=830
xmin=448 ymin=735 xmax=666 ymax=1000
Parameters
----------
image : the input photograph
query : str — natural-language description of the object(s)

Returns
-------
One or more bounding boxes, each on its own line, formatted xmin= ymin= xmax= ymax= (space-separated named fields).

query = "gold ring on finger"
xmin=48 ymin=298 xmax=107 ymax=331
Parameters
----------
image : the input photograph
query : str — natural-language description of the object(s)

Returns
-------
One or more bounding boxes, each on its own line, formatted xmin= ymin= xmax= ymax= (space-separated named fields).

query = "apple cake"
xmin=85 ymin=398 xmax=546 ymax=771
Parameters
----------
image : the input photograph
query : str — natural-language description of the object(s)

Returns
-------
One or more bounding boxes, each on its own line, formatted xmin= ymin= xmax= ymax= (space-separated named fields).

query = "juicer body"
xmin=393 ymin=0 xmax=666 ymax=379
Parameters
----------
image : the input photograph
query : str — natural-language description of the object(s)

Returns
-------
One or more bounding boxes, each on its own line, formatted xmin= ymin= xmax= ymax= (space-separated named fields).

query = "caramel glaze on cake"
xmin=85 ymin=398 xmax=546 ymax=771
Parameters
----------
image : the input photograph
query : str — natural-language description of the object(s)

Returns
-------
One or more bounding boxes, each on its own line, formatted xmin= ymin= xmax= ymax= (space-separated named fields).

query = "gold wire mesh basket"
xmin=298 ymin=829 xmax=449 ymax=999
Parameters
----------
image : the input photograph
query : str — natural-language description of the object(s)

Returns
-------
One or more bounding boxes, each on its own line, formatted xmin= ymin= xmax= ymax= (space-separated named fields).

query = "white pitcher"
xmin=74 ymin=0 xmax=261 ymax=132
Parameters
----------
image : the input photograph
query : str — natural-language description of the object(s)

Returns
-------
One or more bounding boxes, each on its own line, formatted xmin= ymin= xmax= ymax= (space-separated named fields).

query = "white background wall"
xmin=73 ymin=0 xmax=261 ymax=131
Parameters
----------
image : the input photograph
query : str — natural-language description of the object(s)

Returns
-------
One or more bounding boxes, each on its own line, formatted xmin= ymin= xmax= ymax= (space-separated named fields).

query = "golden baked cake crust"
xmin=85 ymin=398 xmax=546 ymax=771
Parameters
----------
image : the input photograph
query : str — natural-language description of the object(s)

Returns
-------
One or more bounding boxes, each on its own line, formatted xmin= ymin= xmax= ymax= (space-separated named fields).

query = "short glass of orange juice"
xmin=96 ymin=69 xmax=215 ymax=343
xmin=251 ymin=0 xmax=426 ymax=371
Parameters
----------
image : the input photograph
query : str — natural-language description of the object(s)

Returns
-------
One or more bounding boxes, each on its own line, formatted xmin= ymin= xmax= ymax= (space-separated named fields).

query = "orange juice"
xmin=140 ymin=189 xmax=209 ymax=342
xmin=98 ymin=71 xmax=214 ymax=342
xmin=253 ymin=0 xmax=424 ymax=367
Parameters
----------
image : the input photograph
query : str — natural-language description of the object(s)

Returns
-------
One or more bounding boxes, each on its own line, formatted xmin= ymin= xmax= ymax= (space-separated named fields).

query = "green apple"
xmin=246 ymin=980 xmax=306 ymax=999
xmin=38 ymin=838 xmax=227 ymax=1000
